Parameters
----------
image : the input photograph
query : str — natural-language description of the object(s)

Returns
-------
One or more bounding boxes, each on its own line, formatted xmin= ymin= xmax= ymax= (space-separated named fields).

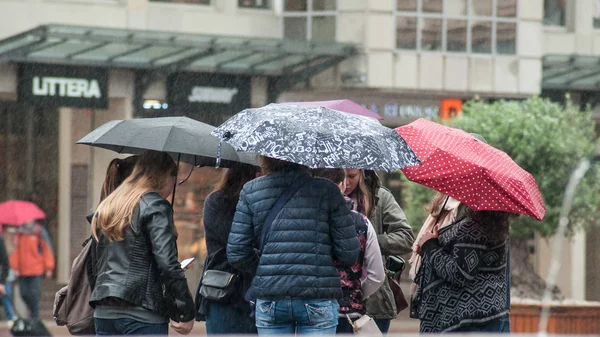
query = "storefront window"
xmin=395 ymin=0 xmax=517 ymax=55
xmin=283 ymin=0 xmax=336 ymax=41
xmin=543 ymin=0 xmax=566 ymax=26
xmin=238 ymin=0 xmax=270 ymax=9
xmin=150 ymin=0 xmax=210 ymax=5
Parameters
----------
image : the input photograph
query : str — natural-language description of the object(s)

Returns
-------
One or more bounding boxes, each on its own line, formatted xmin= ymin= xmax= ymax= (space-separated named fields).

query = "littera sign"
xmin=188 ymin=86 xmax=238 ymax=104
xmin=32 ymin=76 xmax=102 ymax=99
xmin=19 ymin=64 xmax=109 ymax=108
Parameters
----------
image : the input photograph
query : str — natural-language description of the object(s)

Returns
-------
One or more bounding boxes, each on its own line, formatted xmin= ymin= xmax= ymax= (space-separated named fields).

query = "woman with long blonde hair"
xmin=344 ymin=169 xmax=414 ymax=334
xmin=90 ymin=150 xmax=195 ymax=336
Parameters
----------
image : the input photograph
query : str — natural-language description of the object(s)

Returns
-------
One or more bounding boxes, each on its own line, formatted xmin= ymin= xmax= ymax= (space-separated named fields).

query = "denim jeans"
xmin=94 ymin=318 xmax=168 ymax=336
xmin=2 ymin=282 xmax=14 ymax=320
xmin=18 ymin=276 xmax=41 ymax=321
xmin=374 ymin=319 xmax=391 ymax=334
xmin=206 ymin=302 xmax=257 ymax=335
xmin=255 ymin=298 xmax=339 ymax=335
xmin=336 ymin=318 xmax=354 ymax=334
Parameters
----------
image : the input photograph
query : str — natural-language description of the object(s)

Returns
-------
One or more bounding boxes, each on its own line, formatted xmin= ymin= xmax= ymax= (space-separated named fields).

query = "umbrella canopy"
xmin=0 ymin=200 xmax=46 ymax=225
xmin=77 ymin=116 xmax=257 ymax=168
xmin=396 ymin=118 xmax=545 ymax=220
xmin=213 ymin=103 xmax=420 ymax=171
xmin=280 ymin=99 xmax=383 ymax=120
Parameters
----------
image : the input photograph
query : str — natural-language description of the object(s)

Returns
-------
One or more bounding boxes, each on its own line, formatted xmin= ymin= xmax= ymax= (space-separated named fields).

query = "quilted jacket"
xmin=227 ymin=168 xmax=360 ymax=300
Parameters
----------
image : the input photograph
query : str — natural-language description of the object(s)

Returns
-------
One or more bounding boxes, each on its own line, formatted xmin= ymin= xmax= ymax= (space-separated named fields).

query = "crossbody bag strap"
xmin=258 ymin=175 xmax=307 ymax=252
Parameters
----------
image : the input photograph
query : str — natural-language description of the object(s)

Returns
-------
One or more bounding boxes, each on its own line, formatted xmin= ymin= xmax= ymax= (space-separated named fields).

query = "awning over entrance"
xmin=0 ymin=24 xmax=355 ymax=76
xmin=542 ymin=54 xmax=600 ymax=91
xmin=0 ymin=24 xmax=356 ymax=111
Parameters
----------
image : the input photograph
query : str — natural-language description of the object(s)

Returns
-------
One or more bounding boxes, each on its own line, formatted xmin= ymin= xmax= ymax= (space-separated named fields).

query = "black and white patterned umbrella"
xmin=212 ymin=103 xmax=421 ymax=171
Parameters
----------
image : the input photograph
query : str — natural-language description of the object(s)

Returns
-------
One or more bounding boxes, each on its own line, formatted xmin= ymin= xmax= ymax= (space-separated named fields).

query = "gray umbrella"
xmin=77 ymin=116 xmax=258 ymax=168
xmin=212 ymin=103 xmax=421 ymax=171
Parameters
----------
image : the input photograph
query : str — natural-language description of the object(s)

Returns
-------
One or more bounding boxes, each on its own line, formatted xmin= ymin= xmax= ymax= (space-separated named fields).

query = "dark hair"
xmin=473 ymin=211 xmax=511 ymax=243
xmin=363 ymin=170 xmax=381 ymax=215
xmin=259 ymin=156 xmax=307 ymax=175
xmin=312 ymin=168 xmax=346 ymax=184
xmin=100 ymin=155 xmax=139 ymax=202
xmin=213 ymin=162 xmax=258 ymax=200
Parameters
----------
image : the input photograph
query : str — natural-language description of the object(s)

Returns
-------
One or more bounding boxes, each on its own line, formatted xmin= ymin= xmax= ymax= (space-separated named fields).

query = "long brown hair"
xmin=100 ymin=156 xmax=139 ymax=202
xmin=92 ymin=151 xmax=177 ymax=241
xmin=214 ymin=162 xmax=258 ymax=200
xmin=427 ymin=192 xmax=510 ymax=242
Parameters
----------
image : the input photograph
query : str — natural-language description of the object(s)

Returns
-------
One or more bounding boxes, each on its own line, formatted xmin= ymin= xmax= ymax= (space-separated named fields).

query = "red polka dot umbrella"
xmin=396 ymin=118 xmax=545 ymax=221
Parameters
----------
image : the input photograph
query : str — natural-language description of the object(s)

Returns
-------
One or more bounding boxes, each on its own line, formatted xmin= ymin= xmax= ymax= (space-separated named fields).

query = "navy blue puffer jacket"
xmin=227 ymin=168 xmax=360 ymax=300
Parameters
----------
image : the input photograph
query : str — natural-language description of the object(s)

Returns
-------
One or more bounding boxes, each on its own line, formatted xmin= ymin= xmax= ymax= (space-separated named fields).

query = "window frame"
xmin=148 ymin=0 xmax=212 ymax=8
xmin=238 ymin=0 xmax=272 ymax=10
xmin=393 ymin=0 xmax=519 ymax=56
xmin=281 ymin=0 xmax=338 ymax=41
xmin=542 ymin=0 xmax=567 ymax=27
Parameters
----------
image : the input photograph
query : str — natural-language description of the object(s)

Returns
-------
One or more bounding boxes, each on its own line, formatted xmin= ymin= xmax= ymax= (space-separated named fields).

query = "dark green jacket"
xmin=364 ymin=187 xmax=415 ymax=319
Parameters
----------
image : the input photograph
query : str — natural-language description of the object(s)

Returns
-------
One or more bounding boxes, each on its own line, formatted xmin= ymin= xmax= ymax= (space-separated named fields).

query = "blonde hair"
xmin=347 ymin=170 xmax=372 ymax=218
xmin=100 ymin=156 xmax=139 ymax=202
xmin=92 ymin=151 xmax=177 ymax=241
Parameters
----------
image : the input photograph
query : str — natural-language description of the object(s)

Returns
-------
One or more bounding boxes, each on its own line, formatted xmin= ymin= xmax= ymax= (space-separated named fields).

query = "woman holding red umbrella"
xmin=411 ymin=193 xmax=511 ymax=333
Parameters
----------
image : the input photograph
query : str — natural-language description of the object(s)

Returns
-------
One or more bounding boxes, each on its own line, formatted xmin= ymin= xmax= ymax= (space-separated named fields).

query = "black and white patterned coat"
xmin=415 ymin=214 xmax=508 ymax=333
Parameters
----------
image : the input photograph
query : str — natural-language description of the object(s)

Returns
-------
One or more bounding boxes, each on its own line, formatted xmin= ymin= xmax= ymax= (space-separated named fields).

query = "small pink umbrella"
xmin=281 ymin=99 xmax=383 ymax=120
xmin=0 ymin=200 xmax=46 ymax=225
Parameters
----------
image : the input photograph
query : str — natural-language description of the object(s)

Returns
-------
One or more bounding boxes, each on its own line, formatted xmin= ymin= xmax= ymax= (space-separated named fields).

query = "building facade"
xmin=0 ymin=0 xmax=597 ymax=306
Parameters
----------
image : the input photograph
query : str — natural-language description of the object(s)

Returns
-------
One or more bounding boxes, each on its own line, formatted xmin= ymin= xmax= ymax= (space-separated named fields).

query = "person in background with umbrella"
xmin=227 ymin=156 xmax=360 ymax=335
xmin=9 ymin=217 xmax=55 ymax=323
xmin=195 ymin=162 xmax=260 ymax=335
xmin=344 ymin=169 xmax=414 ymax=334
xmin=412 ymin=192 xmax=510 ymax=333
xmin=0 ymin=229 xmax=14 ymax=324
xmin=312 ymin=168 xmax=385 ymax=334
xmin=90 ymin=151 xmax=195 ymax=336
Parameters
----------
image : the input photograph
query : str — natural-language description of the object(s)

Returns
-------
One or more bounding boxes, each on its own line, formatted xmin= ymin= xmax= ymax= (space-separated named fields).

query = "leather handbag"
xmin=347 ymin=314 xmax=383 ymax=336
xmin=198 ymin=270 xmax=239 ymax=302
xmin=385 ymin=255 xmax=409 ymax=314
xmin=388 ymin=273 xmax=409 ymax=314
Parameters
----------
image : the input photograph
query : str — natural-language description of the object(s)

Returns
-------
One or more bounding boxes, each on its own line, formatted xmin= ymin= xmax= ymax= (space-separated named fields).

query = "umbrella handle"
xmin=171 ymin=154 xmax=181 ymax=205
xmin=179 ymin=165 xmax=200 ymax=185
xmin=432 ymin=195 xmax=450 ymax=232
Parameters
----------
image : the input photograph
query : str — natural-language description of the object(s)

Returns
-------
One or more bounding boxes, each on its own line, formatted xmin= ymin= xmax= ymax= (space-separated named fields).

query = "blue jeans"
xmin=255 ymin=298 xmax=339 ymax=335
xmin=94 ymin=318 xmax=168 ymax=336
xmin=2 ymin=282 xmax=14 ymax=320
xmin=374 ymin=319 xmax=391 ymax=334
xmin=206 ymin=302 xmax=257 ymax=335
xmin=18 ymin=276 xmax=41 ymax=321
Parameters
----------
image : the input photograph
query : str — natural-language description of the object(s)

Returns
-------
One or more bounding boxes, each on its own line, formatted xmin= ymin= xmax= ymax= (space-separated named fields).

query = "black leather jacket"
xmin=89 ymin=192 xmax=195 ymax=322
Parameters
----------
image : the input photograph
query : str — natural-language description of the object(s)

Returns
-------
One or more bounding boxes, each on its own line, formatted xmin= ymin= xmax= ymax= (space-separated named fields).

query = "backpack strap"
xmin=258 ymin=175 xmax=307 ymax=252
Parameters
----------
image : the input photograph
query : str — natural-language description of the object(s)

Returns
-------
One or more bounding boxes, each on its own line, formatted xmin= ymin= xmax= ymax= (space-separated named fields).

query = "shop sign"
xmin=167 ymin=73 xmax=250 ymax=114
xmin=19 ymin=63 xmax=108 ymax=108
xmin=360 ymin=103 xmax=439 ymax=119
